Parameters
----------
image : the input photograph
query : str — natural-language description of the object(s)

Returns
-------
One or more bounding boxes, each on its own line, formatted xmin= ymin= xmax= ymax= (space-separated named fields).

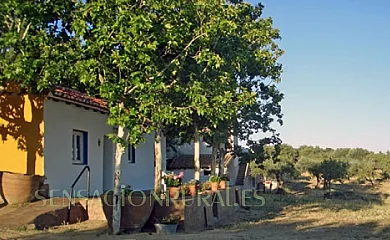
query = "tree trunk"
xmin=211 ymin=139 xmax=218 ymax=176
xmin=194 ymin=125 xmax=200 ymax=181
xmin=218 ymin=145 xmax=225 ymax=177
xmin=323 ymin=179 xmax=328 ymax=190
xmin=315 ymin=174 xmax=320 ymax=189
xmin=276 ymin=173 xmax=283 ymax=193
xmin=154 ymin=129 xmax=162 ymax=195
xmin=113 ymin=123 xmax=126 ymax=235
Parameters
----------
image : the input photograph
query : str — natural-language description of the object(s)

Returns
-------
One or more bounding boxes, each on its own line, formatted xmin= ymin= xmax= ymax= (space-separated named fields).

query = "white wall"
xmin=44 ymin=99 xmax=155 ymax=197
xmin=116 ymin=133 xmax=155 ymax=191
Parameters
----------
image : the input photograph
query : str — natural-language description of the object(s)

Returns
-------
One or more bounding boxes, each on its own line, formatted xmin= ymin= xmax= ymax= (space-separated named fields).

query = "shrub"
xmin=200 ymin=181 xmax=211 ymax=191
xmin=209 ymin=175 xmax=220 ymax=183
xmin=319 ymin=159 xmax=348 ymax=191
xmin=156 ymin=216 xmax=180 ymax=225
xmin=164 ymin=173 xmax=181 ymax=187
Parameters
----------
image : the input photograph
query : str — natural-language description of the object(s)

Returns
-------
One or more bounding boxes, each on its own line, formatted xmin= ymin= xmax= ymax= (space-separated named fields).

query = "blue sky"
xmin=249 ymin=0 xmax=390 ymax=152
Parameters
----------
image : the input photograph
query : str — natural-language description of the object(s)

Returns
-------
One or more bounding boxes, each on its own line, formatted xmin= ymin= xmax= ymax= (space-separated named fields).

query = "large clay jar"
xmin=101 ymin=190 xmax=155 ymax=232
xmin=1 ymin=172 xmax=43 ymax=204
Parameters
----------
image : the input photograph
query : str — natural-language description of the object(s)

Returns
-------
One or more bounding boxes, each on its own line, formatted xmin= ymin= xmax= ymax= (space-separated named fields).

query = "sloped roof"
xmin=49 ymin=87 xmax=108 ymax=113
xmin=167 ymin=154 xmax=213 ymax=169
xmin=167 ymin=153 xmax=234 ymax=170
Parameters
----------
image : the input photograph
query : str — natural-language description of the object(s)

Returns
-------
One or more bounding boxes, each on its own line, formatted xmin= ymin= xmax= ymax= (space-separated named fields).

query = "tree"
xmin=347 ymin=148 xmax=370 ymax=161
xmin=164 ymin=1 xmax=284 ymax=181
xmin=0 ymin=0 xmax=80 ymax=91
xmin=380 ymin=152 xmax=390 ymax=179
xmin=71 ymin=1 xmax=217 ymax=233
xmin=319 ymin=159 xmax=348 ymax=192
xmin=2 ymin=0 xmax=284 ymax=233
xmin=249 ymin=144 xmax=298 ymax=193
xmin=349 ymin=153 xmax=384 ymax=186
xmin=297 ymin=157 xmax=322 ymax=188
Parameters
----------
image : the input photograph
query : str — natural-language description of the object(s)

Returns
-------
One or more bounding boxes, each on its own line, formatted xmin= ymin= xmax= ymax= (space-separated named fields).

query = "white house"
xmin=0 ymin=86 xmax=160 ymax=197
xmin=45 ymin=87 xmax=161 ymax=196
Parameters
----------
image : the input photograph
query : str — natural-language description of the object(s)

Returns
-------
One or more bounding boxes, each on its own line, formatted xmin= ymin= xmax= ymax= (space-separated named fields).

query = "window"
xmin=128 ymin=144 xmax=135 ymax=164
xmin=72 ymin=130 xmax=88 ymax=165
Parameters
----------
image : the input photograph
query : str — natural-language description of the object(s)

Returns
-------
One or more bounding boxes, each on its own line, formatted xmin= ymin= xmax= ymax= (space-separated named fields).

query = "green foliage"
xmin=0 ymin=0 xmax=84 ymax=92
xmin=319 ymin=159 xmax=348 ymax=190
xmin=2 ymin=0 xmax=285 ymax=155
xmin=347 ymin=148 xmax=370 ymax=161
xmin=163 ymin=173 xmax=181 ymax=187
xmin=200 ymin=181 xmax=211 ymax=191
xmin=249 ymin=144 xmax=298 ymax=190
xmin=164 ymin=1 xmax=284 ymax=160
xmin=209 ymin=175 xmax=221 ymax=183
xmin=249 ymin=143 xmax=390 ymax=189
xmin=297 ymin=146 xmax=390 ymax=185
xmin=348 ymin=153 xmax=384 ymax=186
xmin=156 ymin=216 xmax=180 ymax=225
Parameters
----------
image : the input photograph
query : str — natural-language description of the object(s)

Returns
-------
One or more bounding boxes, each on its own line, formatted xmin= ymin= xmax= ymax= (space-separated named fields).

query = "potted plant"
xmin=154 ymin=216 xmax=180 ymax=234
xmin=200 ymin=181 xmax=211 ymax=193
xmin=186 ymin=179 xmax=199 ymax=197
xmin=209 ymin=175 xmax=220 ymax=192
xmin=219 ymin=175 xmax=229 ymax=189
xmin=163 ymin=173 xmax=182 ymax=199
xmin=100 ymin=185 xmax=155 ymax=232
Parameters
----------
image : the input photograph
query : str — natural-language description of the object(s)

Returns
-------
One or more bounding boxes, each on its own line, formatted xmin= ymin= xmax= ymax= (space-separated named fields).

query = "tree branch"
xmin=157 ymin=33 xmax=206 ymax=77
xmin=124 ymin=85 xmax=138 ymax=95
xmin=21 ymin=22 xmax=31 ymax=40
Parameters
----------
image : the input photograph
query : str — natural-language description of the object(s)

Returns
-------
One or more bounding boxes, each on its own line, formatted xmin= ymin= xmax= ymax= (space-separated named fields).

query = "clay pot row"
xmin=210 ymin=180 xmax=227 ymax=192
xmin=168 ymin=185 xmax=198 ymax=199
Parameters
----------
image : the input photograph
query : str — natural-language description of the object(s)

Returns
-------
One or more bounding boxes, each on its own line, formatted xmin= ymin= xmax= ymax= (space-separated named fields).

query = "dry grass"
xmin=2 ymin=178 xmax=390 ymax=239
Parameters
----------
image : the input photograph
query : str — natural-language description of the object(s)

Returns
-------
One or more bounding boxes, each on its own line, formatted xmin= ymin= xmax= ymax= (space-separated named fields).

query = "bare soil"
xmin=2 ymin=178 xmax=390 ymax=240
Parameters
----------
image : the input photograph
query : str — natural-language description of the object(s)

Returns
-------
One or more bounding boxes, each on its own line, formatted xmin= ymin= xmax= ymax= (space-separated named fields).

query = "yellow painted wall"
xmin=0 ymin=90 xmax=44 ymax=176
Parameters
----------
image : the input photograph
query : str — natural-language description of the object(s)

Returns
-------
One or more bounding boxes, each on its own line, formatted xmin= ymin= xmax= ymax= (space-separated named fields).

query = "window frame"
xmin=72 ymin=130 xmax=88 ymax=165
xmin=128 ymin=144 xmax=135 ymax=164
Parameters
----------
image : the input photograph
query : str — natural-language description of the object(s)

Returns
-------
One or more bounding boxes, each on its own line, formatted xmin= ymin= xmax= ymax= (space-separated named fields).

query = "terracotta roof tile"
xmin=51 ymin=86 xmax=108 ymax=113
xmin=167 ymin=154 xmax=212 ymax=170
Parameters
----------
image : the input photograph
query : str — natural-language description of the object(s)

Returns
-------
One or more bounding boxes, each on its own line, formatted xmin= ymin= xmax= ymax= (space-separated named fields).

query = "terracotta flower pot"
xmin=1 ymin=172 xmax=44 ymax=204
xmin=219 ymin=181 xmax=226 ymax=190
xmin=210 ymin=182 xmax=219 ymax=192
xmin=188 ymin=185 xmax=198 ymax=197
xmin=168 ymin=187 xmax=180 ymax=199
xmin=101 ymin=191 xmax=155 ymax=232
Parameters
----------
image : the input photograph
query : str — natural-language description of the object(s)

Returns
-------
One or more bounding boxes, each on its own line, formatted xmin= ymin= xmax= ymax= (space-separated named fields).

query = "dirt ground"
xmin=2 ymin=178 xmax=390 ymax=240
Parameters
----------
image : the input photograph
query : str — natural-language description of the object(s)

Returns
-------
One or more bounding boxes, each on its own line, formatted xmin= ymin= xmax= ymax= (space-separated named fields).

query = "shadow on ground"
xmin=11 ymin=218 xmax=390 ymax=240
xmin=4 ymin=179 xmax=390 ymax=240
